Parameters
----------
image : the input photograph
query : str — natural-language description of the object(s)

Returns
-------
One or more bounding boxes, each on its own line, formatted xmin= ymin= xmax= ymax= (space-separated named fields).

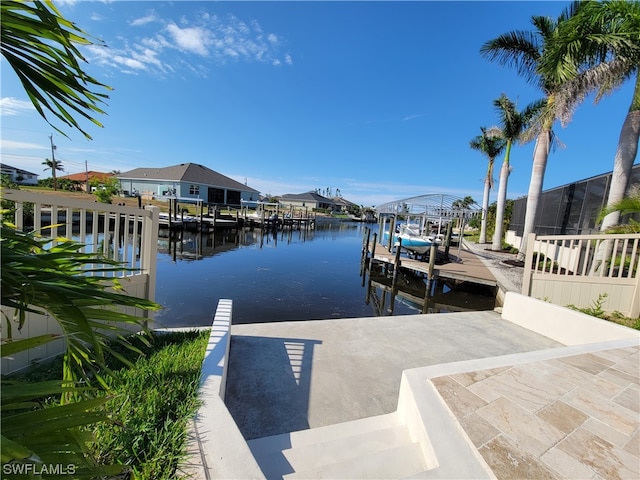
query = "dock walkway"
xmin=368 ymin=241 xmax=498 ymax=287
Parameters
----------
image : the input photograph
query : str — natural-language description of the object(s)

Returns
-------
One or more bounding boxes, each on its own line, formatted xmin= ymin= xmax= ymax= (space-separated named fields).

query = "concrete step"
xmin=248 ymin=412 xmax=401 ymax=456
xmin=248 ymin=413 xmax=430 ymax=479
xmin=284 ymin=441 xmax=428 ymax=479
xmin=282 ymin=423 xmax=412 ymax=472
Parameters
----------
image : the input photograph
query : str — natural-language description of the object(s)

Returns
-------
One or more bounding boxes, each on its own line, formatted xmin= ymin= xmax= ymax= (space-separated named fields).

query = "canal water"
xmin=152 ymin=221 xmax=496 ymax=327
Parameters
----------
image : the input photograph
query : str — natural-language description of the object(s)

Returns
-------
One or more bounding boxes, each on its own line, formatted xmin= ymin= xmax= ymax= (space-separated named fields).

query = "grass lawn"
xmin=5 ymin=330 xmax=210 ymax=480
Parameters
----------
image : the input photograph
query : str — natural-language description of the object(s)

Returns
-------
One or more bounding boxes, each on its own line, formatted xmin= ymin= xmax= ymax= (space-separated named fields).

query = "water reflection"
xmin=153 ymin=222 xmax=496 ymax=327
xmin=363 ymin=263 xmax=496 ymax=316
xmin=156 ymin=221 xmax=360 ymax=261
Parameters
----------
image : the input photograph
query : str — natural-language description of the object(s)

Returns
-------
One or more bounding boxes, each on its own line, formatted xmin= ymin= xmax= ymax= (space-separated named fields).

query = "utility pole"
xmin=85 ymin=160 xmax=89 ymax=192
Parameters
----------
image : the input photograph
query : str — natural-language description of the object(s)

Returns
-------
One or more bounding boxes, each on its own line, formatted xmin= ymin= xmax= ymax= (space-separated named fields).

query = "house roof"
xmin=59 ymin=171 xmax=112 ymax=182
xmin=280 ymin=191 xmax=335 ymax=203
xmin=1 ymin=163 xmax=38 ymax=176
xmin=117 ymin=163 xmax=259 ymax=193
xmin=332 ymin=196 xmax=358 ymax=207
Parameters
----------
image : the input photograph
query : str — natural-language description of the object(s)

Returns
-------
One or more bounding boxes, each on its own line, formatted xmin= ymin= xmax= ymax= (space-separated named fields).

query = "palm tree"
xmin=539 ymin=0 xmax=640 ymax=233
xmin=489 ymin=94 xmax=544 ymax=251
xmin=481 ymin=7 xmax=581 ymax=261
xmin=42 ymin=157 xmax=63 ymax=190
xmin=469 ymin=127 xmax=506 ymax=244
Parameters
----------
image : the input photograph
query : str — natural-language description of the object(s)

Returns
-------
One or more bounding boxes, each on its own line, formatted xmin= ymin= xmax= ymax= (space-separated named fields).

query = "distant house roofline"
xmin=58 ymin=171 xmax=112 ymax=182
xmin=1 ymin=163 xmax=38 ymax=176
xmin=117 ymin=163 xmax=259 ymax=193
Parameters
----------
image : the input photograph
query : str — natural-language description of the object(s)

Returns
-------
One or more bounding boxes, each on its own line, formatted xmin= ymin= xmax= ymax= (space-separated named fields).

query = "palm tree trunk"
xmin=492 ymin=143 xmax=512 ymax=251
xmin=479 ymin=176 xmax=491 ymax=244
xmin=517 ymin=129 xmax=551 ymax=261
xmin=591 ymin=75 xmax=639 ymax=275
xmin=600 ymin=75 xmax=640 ymax=231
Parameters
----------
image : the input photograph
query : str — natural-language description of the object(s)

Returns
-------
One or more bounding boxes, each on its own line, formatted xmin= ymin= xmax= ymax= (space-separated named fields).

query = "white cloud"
xmin=402 ymin=113 xmax=427 ymax=122
xmin=166 ymin=23 xmax=211 ymax=56
xmin=131 ymin=12 xmax=159 ymax=27
xmin=83 ymin=9 xmax=292 ymax=76
xmin=131 ymin=48 xmax=164 ymax=70
xmin=1 ymin=139 xmax=47 ymax=150
xmin=1 ymin=97 xmax=35 ymax=116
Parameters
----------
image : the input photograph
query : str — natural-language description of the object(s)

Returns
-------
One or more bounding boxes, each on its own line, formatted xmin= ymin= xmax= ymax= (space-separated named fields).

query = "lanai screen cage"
xmin=376 ymin=194 xmax=482 ymax=231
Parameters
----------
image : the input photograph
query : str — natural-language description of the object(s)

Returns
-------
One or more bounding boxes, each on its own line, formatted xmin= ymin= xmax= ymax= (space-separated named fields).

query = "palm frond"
xmin=481 ymin=30 xmax=541 ymax=85
xmin=598 ymin=194 xmax=640 ymax=224
xmin=0 ymin=0 xmax=112 ymax=139
xmin=555 ymin=57 xmax=634 ymax=127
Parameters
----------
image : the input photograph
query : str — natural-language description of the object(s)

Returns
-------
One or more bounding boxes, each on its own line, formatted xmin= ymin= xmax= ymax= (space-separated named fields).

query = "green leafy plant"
xmin=566 ymin=294 xmax=639 ymax=330
xmin=91 ymin=176 xmax=120 ymax=204
xmin=567 ymin=293 xmax=608 ymax=318
xmin=1 ymin=220 xmax=161 ymax=477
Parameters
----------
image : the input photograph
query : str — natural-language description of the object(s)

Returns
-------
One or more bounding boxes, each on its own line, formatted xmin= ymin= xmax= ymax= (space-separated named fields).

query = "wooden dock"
xmin=365 ymin=241 xmax=497 ymax=288
xmin=158 ymin=212 xmax=316 ymax=232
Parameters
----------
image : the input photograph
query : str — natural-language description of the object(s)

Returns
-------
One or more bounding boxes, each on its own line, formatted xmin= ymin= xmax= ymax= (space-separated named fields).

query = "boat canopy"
xmin=375 ymin=194 xmax=481 ymax=221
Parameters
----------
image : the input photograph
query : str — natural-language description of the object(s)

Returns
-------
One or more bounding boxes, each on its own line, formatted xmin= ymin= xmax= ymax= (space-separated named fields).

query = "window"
xmin=227 ymin=190 xmax=241 ymax=205
xmin=189 ymin=184 xmax=200 ymax=195
xmin=208 ymin=188 xmax=224 ymax=204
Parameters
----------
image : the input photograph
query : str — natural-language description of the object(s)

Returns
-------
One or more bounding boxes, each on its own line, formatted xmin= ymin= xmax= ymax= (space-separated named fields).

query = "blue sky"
xmin=1 ymin=1 xmax=636 ymax=207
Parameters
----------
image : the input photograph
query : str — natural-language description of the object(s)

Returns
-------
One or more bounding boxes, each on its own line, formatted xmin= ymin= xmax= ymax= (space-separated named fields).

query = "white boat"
xmin=390 ymin=224 xmax=440 ymax=255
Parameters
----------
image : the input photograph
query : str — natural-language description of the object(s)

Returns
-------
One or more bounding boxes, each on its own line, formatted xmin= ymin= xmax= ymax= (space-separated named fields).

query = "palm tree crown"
xmin=42 ymin=157 xmax=64 ymax=190
xmin=470 ymin=127 xmax=506 ymax=244
xmin=488 ymin=94 xmax=544 ymax=251
xmin=540 ymin=0 xmax=640 ymax=232
xmin=481 ymin=6 xmax=582 ymax=259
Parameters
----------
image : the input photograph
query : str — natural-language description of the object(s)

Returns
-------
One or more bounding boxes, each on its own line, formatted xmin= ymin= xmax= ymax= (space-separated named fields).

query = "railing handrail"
xmin=2 ymin=189 xmax=159 ymax=293
xmin=1 ymin=188 xmax=154 ymax=218
xmin=529 ymin=232 xmax=640 ymax=241
xmin=522 ymin=232 xmax=640 ymax=309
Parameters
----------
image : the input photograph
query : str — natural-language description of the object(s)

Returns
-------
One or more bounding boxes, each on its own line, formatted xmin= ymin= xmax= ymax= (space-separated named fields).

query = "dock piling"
xmin=426 ymin=243 xmax=437 ymax=289
xmin=369 ymin=232 xmax=377 ymax=270
xmin=391 ymin=237 xmax=402 ymax=287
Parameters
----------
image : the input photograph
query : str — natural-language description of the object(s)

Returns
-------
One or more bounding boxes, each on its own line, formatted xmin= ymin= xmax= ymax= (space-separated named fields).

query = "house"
xmin=331 ymin=196 xmax=360 ymax=214
xmin=1 ymin=164 xmax=38 ymax=185
xmin=58 ymin=171 xmax=113 ymax=191
xmin=116 ymin=163 xmax=259 ymax=206
xmin=279 ymin=191 xmax=336 ymax=211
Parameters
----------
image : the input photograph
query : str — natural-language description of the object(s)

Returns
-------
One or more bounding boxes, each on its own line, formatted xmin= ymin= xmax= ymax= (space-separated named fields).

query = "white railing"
xmin=1 ymin=188 xmax=160 ymax=373
xmin=522 ymin=232 xmax=640 ymax=318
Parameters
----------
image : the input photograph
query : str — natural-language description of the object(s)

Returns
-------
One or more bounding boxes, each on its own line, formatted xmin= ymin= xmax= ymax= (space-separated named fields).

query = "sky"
xmin=1 ymin=0 xmax=637 ymax=207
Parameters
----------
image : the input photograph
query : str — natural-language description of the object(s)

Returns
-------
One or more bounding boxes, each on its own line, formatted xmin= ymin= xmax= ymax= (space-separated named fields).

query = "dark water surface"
xmin=152 ymin=221 xmax=495 ymax=327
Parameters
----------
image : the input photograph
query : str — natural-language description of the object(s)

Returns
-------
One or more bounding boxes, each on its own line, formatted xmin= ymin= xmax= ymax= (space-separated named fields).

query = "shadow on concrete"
xmin=225 ymin=335 xmax=322 ymax=440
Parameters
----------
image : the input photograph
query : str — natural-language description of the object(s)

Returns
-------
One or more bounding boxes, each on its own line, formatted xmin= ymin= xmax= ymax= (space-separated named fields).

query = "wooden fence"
xmin=522 ymin=232 xmax=640 ymax=318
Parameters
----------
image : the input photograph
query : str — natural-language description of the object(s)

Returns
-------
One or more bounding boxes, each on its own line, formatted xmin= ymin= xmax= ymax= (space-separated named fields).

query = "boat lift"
xmin=375 ymin=193 xmax=482 ymax=258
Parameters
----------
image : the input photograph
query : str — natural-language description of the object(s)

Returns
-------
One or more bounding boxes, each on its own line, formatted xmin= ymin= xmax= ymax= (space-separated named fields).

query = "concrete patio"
xmin=179 ymin=291 xmax=639 ymax=480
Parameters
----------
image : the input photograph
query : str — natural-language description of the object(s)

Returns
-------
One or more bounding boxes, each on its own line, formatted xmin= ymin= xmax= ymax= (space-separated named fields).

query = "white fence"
xmin=1 ymin=189 xmax=159 ymax=373
xmin=522 ymin=232 xmax=640 ymax=318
